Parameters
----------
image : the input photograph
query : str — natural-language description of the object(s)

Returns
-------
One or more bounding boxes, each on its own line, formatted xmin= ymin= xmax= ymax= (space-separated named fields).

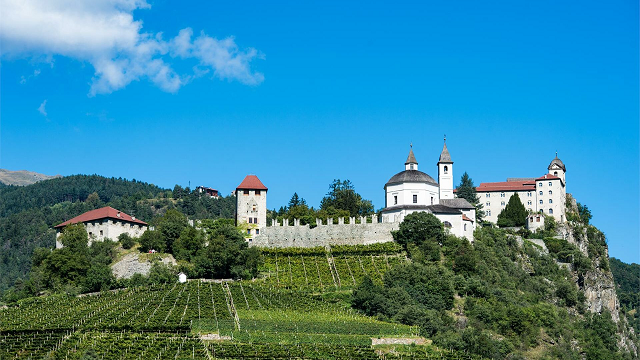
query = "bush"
xmin=118 ymin=233 xmax=135 ymax=249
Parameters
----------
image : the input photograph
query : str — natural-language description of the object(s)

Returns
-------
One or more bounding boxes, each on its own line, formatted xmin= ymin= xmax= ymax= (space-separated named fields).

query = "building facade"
xmin=54 ymin=206 xmax=148 ymax=248
xmin=380 ymin=141 xmax=476 ymax=241
xmin=235 ymin=175 xmax=268 ymax=241
xmin=476 ymin=154 xmax=567 ymax=223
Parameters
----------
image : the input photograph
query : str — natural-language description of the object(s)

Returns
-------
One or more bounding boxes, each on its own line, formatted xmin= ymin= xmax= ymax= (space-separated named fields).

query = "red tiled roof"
xmin=462 ymin=214 xmax=473 ymax=222
xmin=536 ymin=174 xmax=560 ymax=181
xmin=237 ymin=175 xmax=268 ymax=190
xmin=476 ymin=180 xmax=536 ymax=192
xmin=54 ymin=206 xmax=148 ymax=228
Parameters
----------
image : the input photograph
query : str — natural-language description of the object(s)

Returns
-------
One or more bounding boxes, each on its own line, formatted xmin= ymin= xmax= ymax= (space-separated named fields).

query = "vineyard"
xmin=0 ymin=244 xmax=482 ymax=359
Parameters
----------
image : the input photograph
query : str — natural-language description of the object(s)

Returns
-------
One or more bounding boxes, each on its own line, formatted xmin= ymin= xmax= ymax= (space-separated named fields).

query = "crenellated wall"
xmin=250 ymin=215 xmax=400 ymax=248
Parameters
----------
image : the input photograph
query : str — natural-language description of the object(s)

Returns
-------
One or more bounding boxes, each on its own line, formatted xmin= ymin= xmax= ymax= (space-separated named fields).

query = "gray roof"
xmin=548 ymin=155 xmax=566 ymax=171
xmin=385 ymin=170 xmax=438 ymax=187
xmin=425 ymin=204 xmax=461 ymax=214
xmin=439 ymin=198 xmax=475 ymax=209
xmin=438 ymin=142 xmax=453 ymax=163
xmin=381 ymin=204 xmax=430 ymax=212
xmin=405 ymin=149 xmax=418 ymax=165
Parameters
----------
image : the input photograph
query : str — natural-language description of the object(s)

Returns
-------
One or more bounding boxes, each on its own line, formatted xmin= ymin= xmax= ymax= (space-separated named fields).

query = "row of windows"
xmin=243 ymin=190 xmax=262 ymax=196
xmin=538 ymin=182 xmax=553 ymax=187
xmin=247 ymin=228 xmax=260 ymax=235
xmin=486 ymin=190 xmax=553 ymax=198
xmin=486 ymin=199 xmax=552 ymax=207
xmin=393 ymin=195 xmax=435 ymax=205
xmin=248 ymin=217 xmax=259 ymax=224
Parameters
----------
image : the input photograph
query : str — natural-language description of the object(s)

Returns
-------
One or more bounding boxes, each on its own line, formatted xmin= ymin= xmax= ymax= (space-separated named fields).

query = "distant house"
xmin=196 ymin=186 xmax=219 ymax=198
xmin=54 ymin=206 xmax=148 ymax=248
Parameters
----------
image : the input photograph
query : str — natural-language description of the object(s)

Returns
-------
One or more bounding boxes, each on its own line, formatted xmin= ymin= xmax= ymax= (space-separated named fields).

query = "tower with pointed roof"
xmin=405 ymin=145 xmax=418 ymax=170
xmin=548 ymin=152 xmax=566 ymax=186
xmin=437 ymin=136 xmax=454 ymax=200
xmin=235 ymin=175 xmax=268 ymax=241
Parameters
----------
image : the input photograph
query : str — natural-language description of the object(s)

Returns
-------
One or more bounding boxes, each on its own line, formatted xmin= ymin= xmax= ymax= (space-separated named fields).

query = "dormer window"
xmin=443 ymin=165 xmax=448 ymax=174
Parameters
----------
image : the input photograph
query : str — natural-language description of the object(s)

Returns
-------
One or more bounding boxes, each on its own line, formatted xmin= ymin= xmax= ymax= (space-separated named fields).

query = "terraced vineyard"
xmin=0 ymin=244 xmax=481 ymax=359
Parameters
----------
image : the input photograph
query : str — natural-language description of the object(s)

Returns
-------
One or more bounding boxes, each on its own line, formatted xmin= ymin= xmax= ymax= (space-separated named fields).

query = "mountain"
xmin=0 ymin=169 xmax=61 ymax=186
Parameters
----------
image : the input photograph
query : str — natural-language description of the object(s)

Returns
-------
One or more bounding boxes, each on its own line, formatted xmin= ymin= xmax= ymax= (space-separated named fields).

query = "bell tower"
xmin=437 ymin=136 xmax=454 ymax=200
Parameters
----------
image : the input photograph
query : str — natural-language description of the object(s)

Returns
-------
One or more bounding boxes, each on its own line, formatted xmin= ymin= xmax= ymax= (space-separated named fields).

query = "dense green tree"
xmin=138 ymin=230 xmax=165 ymax=253
xmin=455 ymin=172 xmax=484 ymax=222
xmin=320 ymin=179 xmax=374 ymax=217
xmin=155 ymin=209 xmax=187 ymax=253
xmin=118 ymin=233 xmax=135 ymax=249
xmin=496 ymin=194 xmax=527 ymax=227
xmin=287 ymin=193 xmax=306 ymax=208
xmin=577 ymin=202 xmax=592 ymax=225
xmin=392 ymin=212 xmax=444 ymax=248
xmin=173 ymin=226 xmax=205 ymax=261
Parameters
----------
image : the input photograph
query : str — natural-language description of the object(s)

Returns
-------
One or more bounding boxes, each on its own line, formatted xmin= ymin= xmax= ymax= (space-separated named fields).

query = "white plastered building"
xmin=475 ymin=154 xmax=567 ymax=223
xmin=381 ymin=141 xmax=476 ymax=241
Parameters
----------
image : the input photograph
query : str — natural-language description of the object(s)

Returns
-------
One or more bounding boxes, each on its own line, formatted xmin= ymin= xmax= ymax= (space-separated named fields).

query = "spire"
xmin=405 ymin=144 xmax=417 ymax=165
xmin=405 ymin=144 xmax=418 ymax=170
xmin=438 ymin=136 xmax=452 ymax=163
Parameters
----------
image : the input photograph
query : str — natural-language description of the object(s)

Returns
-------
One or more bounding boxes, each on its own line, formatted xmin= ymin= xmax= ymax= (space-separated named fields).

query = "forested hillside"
xmin=611 ymin=258 xmax=640 ymax=336
xmin=0 ymin=175 xmax=235 ymax=298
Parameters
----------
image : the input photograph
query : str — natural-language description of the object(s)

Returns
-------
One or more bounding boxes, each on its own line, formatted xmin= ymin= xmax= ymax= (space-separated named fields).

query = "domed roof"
xmin=385 ymin=170 xmax=438 ymax=187
xmin=548 ymin=154 xmax=566 ymax=171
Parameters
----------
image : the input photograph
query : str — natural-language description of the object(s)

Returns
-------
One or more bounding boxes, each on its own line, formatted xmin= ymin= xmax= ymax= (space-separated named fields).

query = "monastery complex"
xmin=55 ymin=139 xmax=567 ymax=248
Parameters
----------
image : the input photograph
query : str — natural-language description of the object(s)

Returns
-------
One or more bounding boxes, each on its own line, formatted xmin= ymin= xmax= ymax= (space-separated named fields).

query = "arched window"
xmin=464 ymin=223 xmax=467 ymax=231
xmin=443 ymin=221 xmax=452 ymax=228
xmin=554 ymin=171 xmax=558 ymax=176
xmin=549 ymin=190 xmax=552 ymax=195
xmin=444 ymin=165 xmax=448 ymax=174
xmin=549 ymin=208 xmax=553 ymax=214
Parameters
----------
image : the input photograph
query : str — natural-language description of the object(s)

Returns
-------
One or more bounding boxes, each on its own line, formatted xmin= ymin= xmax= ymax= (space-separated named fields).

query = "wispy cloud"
xmin=20 ymin=69 xmax=41 ymax=84
xmin=37 ymin=100 xmax=47 ymax=117
xmin=1 ymin=0 xmax=264 ymax=95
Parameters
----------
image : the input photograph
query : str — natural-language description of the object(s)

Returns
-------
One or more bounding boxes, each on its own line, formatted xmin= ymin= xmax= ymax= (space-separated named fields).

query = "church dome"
xmin=548 ymin=155 xmax=566 ymax=171
xmin=385 ymin=170 xmax=438 ymax=187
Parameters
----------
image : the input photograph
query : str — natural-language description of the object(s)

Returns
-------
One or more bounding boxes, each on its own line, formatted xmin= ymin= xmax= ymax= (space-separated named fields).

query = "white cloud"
xmin=38 ymin=100 xmax=47 ymax=116
xmin=1 ymin=0 xmax=263 ymax=95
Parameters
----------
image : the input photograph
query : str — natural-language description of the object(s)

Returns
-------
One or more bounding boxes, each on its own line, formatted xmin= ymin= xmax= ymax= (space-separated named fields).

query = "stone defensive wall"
xmin=250 ymin=215 xmax=400 ymax=248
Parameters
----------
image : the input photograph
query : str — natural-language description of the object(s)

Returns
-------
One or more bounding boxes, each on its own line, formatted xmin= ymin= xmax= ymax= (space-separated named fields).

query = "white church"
xmin=380 ymin=140 xmax=476 ymax=240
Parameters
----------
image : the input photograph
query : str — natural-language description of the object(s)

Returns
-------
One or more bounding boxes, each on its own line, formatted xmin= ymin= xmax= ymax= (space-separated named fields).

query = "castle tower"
xmin=405 ymin=145 xmax=418 ymax=170
xmin=437 ymin=136 xmax=454 ymax=200
xmin=235 ymin=175 xmax=268 ymax=240
xmin=548 ymin=152 xmax=566 ymax=187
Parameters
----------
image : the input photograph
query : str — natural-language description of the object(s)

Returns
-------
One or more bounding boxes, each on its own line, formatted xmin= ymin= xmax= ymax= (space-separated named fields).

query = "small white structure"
xmin=526 ymin=214 xmax=545 ymax=232
xmin=235 ymin=175 xmax=268 ymax=241
xmin=54 ymin=206 xmax=148 ymax=248
xmin=178 ymin=272 xmax=187 ymax=283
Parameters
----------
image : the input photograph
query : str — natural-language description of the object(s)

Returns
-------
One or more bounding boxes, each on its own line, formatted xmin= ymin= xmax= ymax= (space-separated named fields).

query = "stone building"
xmin=380 ymin=140 xmax=476 ymax=241
xmin=475 ymin=154 xmax=567 ymax=223
xmin=235 ymin=175 xmax=268 ymax=240
xmin=54 ymin=206 xmax=148 ymax=248
xmin=196 ymin=186 xmax=219 ymax=198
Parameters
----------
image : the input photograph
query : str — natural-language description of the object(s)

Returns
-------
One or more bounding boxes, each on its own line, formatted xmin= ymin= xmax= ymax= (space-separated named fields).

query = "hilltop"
xmin=0 ymin=169 xmax=61 ymax=186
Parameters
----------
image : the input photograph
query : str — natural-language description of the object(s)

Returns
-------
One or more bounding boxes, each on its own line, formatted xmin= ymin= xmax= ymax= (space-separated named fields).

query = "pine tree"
xmin=496 ymin=194 xmax=528 ymax=227
xmin=456 ymin=172 xmax=484 ymax=222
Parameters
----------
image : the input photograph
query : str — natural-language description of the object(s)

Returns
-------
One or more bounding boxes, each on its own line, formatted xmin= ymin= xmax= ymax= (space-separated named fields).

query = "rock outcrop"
xmin=111 ymin=253 xmax=177 ymax=279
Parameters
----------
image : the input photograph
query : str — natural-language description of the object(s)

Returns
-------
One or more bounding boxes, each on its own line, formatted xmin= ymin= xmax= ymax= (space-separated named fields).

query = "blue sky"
xmin=1 ymin=1 xmax=638 ymax=263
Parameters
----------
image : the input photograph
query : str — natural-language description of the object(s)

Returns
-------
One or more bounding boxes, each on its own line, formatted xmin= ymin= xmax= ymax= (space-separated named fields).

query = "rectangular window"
xmin=487 ymin=210 xmax=491 ymax=216
xmin=530 ymin=217 xmax=533 ymax=223
xmin=527 ymin=200 xmax=532 ymax=205
xmin=549 ymin=190 xmax=552 ymax=195
xmin=256 ymin=229 xmax=259 ymax=235
xmin=413 ymin=195 xmax=417 ymax=203
xmin=100 ymin=230 xmax=103 ymax=236
xmin=536 ymin=216 xmax=540 ymax=222
xmin=254 ymin=217 xmax=258 ymax=224
xmin=548 ymin=182 xmax=552 ymax=186
xmin=243 ymin=190 xmax=249 ymax=195
xmin=500 ymin=192 xmax=505 ymax=197
xmin=527 ymin=192 xmax=532 ymax=197
xmin=501 ymin=201 xmax=505 ymax=206
xmin=486 ymin=202 xmax=490 ymax=206
xmin=431 ymin=197 xmax=434 ymax=205
xmin=394 ymin=196 xmax=397 ymax=205
xmin=247 ymin=229 xmax=251 ymax=235
xmin=248 ymin=218 xmax=253 ymax=223
xmin=486 ymin=193 xmax=490 ymax=198
xmin=539 ymin=191 xmax=543 ymax=196
xmin=549 ymin=199 xmax=553 ymax=204
xmin=255 ymin=190 xmax=261 ymax=196
xmin=538 ymin=182 xmax=542 ymax=187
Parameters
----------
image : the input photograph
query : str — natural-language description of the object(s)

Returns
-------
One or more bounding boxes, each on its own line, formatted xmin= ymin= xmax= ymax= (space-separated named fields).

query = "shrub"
xmin=118 ymin=233 xmax=135 ymax=249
